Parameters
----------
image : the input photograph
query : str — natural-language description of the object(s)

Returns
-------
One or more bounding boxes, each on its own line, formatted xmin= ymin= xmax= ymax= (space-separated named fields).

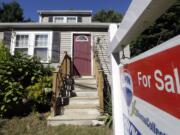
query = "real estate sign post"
xmin=109 ymin=0 xmax=179 ymax=135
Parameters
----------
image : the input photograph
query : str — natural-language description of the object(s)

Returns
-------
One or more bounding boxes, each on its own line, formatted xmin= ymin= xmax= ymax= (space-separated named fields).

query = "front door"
xmin=73 ymin=34 xmax=91 ymax=76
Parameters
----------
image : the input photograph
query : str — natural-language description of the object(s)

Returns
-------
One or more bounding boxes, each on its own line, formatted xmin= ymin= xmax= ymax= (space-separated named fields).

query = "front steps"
xmin=48 ymin=76 xmax=101 ymax=126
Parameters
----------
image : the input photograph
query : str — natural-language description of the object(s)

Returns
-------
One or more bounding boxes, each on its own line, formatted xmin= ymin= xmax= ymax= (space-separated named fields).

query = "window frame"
xmin=67 ymin=16 xmax=78 ymax=23
xmin=53 ymin=16 xmax=66 ymax=23
xmin=14 ymin=34 xmax=29 ymax=55
xmin=11 ymin=31 xmax=53 ymax=63
xmin=75 ymin=35 xmax=89 ymax=42
xmin=53 ymin=16 xmax=77 ymax=23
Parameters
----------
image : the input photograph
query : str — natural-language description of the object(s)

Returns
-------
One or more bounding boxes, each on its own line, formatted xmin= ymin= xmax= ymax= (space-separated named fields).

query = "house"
xmin=0 ymin=10 xmax=115 ymax=125
xmin=0 ymin=10 xmax=112 ymax=77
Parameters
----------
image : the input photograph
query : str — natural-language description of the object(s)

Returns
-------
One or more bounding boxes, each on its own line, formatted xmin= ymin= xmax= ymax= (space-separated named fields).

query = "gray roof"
xmin=0 ymin=22 xmax=112 ymax=29
xmin=37 ymin=10 xmax=92 ymax=15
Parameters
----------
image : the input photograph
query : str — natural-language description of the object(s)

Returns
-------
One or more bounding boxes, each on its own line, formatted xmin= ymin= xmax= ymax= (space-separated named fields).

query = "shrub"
xmin=26 ymin=76 xmax=53 ymax=112
xmin=0 ymin=42 xmax=11 ymax=61
xmin=0 ymin=43 xmax=52 ymax=117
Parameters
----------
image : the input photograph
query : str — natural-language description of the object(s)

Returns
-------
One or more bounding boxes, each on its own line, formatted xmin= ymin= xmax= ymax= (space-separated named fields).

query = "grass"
xmin=0 ymin=114 xmax=112 ymax=135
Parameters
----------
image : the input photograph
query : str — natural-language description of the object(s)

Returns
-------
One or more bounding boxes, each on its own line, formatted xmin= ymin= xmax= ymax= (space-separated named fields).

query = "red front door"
xmin=73 ymin=34 xmax=91 ymax=76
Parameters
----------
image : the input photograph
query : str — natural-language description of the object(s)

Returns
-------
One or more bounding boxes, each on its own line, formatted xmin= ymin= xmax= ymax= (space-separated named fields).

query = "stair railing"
xmin=93 ymin=53 xmax=111 ymax=114
xmin=51 ymin=51 xmax=72 ymax=116
xmin=94 ymin=54 xmax=104 ymax=113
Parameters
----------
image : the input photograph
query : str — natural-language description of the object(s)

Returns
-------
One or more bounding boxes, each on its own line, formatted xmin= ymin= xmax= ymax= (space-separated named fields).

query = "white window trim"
xmin=67 ymin=16 xmax=78 ymax=23
xmin=53 ymin=16 xmax=66 ymax=23
xmin=11 ymin=31 xmax=53 ymax=63
xmin=75 ymin=35 xmax=89 ymax=42
xmin=53 ymin=16 xmax=77 ymax=23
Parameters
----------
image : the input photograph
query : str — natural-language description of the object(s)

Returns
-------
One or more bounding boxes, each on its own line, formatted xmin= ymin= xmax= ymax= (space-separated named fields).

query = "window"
xmin=35 ymin=35 xmax=48 ymax=47
xmin=75 ymin=35 xmax=89 ymax=42
xmin=34 ymin=34 xmax=48 ymax=61
xmin=67 ymin=16 xmax=77 ymax=23
xmin=54 ymin=16 xmax=65 ymax=23
xmin=15 ymin=35 xmax=29 ymax=54
xmin=34 ymin=48 xmax=48 ymax=61
xmin=53 ymin=16 xmax=77 ymax=23
xmin=11 ymin=32 xmax=52 ymax=63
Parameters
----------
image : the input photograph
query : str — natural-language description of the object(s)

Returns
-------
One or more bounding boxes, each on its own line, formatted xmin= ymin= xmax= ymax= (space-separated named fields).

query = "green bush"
xmin=0 ymin=43 xmax=52 ymax=117
xmin=26 ymin=76 xmax=52 ymax=112
xmin=0 ymin=42 xmax=11 ymax=61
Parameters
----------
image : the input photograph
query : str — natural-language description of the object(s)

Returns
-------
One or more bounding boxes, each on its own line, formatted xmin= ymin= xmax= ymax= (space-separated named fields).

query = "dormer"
xmin=38 ymin=10 xmax=92 ymax=23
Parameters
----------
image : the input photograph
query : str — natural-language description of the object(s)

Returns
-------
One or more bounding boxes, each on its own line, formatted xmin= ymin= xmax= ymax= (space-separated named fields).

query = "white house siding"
xmin=0 ymin=32 xmax=4 ymax=42
xmin=92 ymin=32 xmax=111 ymax=84
xmin=41 ymin=16 xmax=49 ymax=23
xmin=82 ymin=16 xmax=91 ymax=23
xmin=59 ymin=32 xmax=72 ymax=62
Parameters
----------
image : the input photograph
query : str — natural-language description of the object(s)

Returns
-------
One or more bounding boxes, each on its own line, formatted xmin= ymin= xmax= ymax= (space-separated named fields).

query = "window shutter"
xmin=3 ymin=31 xmax=11 ymax=49
xmin=51 ymin=31 xmax=60 ymax=63
xmin=49 ymin=16 xmax=53 ymax=22
xmin=78 ymin=16 xmax=82 ymax=23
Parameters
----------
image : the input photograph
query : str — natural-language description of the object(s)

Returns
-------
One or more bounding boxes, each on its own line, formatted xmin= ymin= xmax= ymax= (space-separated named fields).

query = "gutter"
xmin=0 ymin=22 xmax=112 ymax=29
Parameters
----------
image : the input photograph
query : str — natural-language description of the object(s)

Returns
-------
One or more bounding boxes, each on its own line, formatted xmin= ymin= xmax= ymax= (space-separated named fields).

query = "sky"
xmin=0 ymin=0 xmax=132 ymax=21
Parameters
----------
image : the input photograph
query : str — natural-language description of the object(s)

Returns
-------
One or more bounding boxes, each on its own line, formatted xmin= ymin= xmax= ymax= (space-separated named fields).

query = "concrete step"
xmin=75 ymin=91 xmax=98 ymax=97
xmin=74 ymin=83 xmax=97 ymax=89
xmin=48 ymin=76 xmax=100 ymax=126
xmin=48 ymin=119 xmax=94 ymax=126
xmin=47 ymin=114 xmax=99 ymax=126
xmin=64 ymin=108 xmax=100 ymax=115
xmin=70 ymin=97 xmax=99 ymax=105
xmin=75 ymin=79 xmax=96 ymax=85
xmin=64 ymin=104 xmax=99 ymax=109
xmin=74 ymin=76 xmax=94 ymax=79
xmin=70 ymin=96 xmax=98 ymax=100
xmin=73 ymin=86 xmax=97 ymax=91
xmin=47 ymin=114 xmax=98 ymax=126
xmin=49 ymin=114 xmax=98 ymax=120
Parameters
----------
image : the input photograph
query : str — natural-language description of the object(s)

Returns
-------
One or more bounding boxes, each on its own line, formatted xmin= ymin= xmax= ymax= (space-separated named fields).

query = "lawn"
xmin=0 ymin=114 xmax=112 ymax=135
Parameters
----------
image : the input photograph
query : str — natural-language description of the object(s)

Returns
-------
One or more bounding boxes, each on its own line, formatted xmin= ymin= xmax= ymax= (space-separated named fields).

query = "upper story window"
xmin=54 ymin=16 xmax=65 ymax=23
xmin=53 ymin=16 xmax=77 ymax=23
xmin=67 ymin=16 xmax=77 ymax=23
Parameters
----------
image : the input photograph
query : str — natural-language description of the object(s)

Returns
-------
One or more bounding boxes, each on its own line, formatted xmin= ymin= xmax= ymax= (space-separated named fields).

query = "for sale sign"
xmin=120 ymin=45 xmax=180 ymax=135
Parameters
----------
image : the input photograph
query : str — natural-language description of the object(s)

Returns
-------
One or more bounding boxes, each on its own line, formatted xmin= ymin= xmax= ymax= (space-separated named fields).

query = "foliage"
xmin=130 ymin=1 xmax=180 ymax=57
xmin=26 ymin=76 xmax=52 ymax=112
xmin=0 ymin=43 xmax=52 ymax=117
xmin=103 ymin=80 xmax=113 ymax=128
xmin=104 ymin=115 xmax=113 ymax=128
xmin=93 ymin=9 xmax=122 ymax=22
xmin=0 ymin=114 xmax=112 ymax=135
xmin=0 ymin=42 xmax=11 ymax=61
xmin=0 ymin=1 xmax=32 ymax=22
xmin=0 ymin=1 xmax=23 ymax=22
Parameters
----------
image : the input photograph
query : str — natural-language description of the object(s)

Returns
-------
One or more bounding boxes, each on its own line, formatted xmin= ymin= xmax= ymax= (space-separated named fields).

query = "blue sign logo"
xmin=121 ymin=71 xmax=133 ymax=107
xmin=123 ymin=114 xmax=141 ymax=135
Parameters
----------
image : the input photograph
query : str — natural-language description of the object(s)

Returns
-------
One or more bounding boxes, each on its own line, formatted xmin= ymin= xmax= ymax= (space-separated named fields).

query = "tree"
xmin=92 ymin=9 xmax=123 ymax=23
xmin=130 ymin=1 xmax=180 ymax=57
xmin=0 ymin=1 xmax=24 ymax=22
